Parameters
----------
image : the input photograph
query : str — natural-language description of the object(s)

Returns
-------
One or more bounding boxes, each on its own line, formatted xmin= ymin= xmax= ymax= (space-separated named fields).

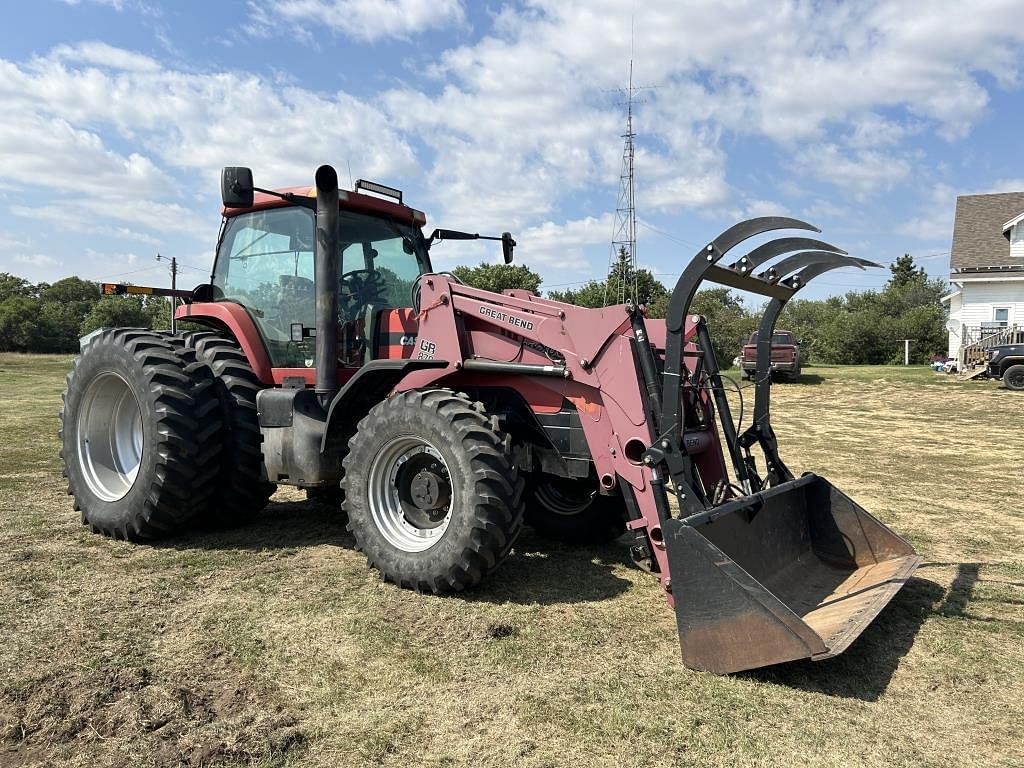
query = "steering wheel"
xmin=341 ymin=269 xmax=387 ymax=301
xmin=340 ymin=268 xmax=388 ymax=323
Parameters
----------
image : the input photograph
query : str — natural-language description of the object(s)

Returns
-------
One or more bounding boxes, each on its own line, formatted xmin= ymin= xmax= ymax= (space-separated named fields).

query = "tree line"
xmin=0 ymin=274 xmax=171 ymax=353
xmin=2 ymin=253 xmax=946 ymax=365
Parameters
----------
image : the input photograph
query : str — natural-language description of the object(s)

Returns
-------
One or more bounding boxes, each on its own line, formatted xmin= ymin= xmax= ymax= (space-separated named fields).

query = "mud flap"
xmin=663 ymin=474 xmax=920 ymax=674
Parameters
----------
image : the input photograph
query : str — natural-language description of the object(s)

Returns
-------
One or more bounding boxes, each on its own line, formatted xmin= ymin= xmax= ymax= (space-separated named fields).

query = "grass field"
xmin=1 ymin=354 xmax=1022 ymax=767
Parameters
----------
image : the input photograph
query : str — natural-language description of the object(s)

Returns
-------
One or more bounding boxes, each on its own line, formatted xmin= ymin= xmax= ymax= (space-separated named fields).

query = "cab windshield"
xmin=212 ymin=205 xmax=430 ymax=367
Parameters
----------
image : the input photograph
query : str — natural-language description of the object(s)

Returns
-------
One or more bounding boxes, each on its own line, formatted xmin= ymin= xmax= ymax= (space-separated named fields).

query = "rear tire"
xmin=343 ymin=389 xmax=524 ymax=593
xmin=1003 ymin=364 xmax=1024 ymax=391
xmin=525 ymin=475 xmax=625 ymax=545
xmin=59 ymin=329 xmax=221 ymax=540
xmin=182 ymin=332 xmax=276 ymax=526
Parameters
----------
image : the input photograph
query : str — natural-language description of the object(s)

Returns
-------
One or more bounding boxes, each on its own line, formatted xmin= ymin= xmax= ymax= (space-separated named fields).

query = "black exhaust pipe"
xmin=314 ymin=165 xmax=340 ymax=407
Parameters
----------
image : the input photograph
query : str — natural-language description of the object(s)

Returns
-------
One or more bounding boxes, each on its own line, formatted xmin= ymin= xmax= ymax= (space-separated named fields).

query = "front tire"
xmin=343 ymin=390 xmax=524 ymax=593
xmin=1003 ymin=364 xmax=1024 ymax=391
xmin=59 ymin=329 xmax=221 ymax=540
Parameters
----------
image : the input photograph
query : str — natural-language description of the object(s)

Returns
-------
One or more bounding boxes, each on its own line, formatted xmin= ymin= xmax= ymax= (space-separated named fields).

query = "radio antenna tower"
xmin=605 ymin=22 xmax=651 ymax=307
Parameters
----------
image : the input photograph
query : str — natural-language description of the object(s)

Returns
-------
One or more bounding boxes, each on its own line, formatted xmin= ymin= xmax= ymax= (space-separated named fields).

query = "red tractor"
xmin=60 ymin=165 xmax=919 ymax=674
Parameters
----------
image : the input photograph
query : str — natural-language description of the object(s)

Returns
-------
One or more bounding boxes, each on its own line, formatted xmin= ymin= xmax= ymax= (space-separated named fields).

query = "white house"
xmin=942 ymin=192 xmax=1024 ymax=361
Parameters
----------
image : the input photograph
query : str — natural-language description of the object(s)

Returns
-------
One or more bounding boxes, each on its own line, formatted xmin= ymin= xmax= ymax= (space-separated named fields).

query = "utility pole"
xmin=156 ymin=253 xmax=179 ymax=333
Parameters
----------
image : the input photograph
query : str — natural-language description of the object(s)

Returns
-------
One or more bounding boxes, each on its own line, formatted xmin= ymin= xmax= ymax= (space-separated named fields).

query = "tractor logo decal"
xmin=417 ymin=339 xmax=436 ymax=360
xmin=478 ymin=305 xmax=535 ymax=331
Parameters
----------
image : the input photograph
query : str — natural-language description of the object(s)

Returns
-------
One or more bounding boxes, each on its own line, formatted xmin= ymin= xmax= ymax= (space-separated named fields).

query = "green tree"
xmin=450 ymin=262 xmax=543 ymax=295
xmin=80 ymin=296 xmax=158 ymax=336
xmin=33 ymin=277 xmax=102 ymax=351
xmin=0 ymin=297 xmax=42 ymax=352
xmin=647 ymin=287 xmax=755 ymax=368
xmin=40 ymin=277 xmax=100 ymax=306
xmin=888 ymin=253 xmax=927 ymax=288
xmin=548 ymin=247 xmax=668 ymax=308
xmin=0 ymin=273 xmax=36 ymax=302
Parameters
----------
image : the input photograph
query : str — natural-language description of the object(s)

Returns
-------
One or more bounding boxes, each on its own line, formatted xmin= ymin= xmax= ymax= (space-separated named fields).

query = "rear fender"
xmin=176 ymin=301 xmax=273 ymax=384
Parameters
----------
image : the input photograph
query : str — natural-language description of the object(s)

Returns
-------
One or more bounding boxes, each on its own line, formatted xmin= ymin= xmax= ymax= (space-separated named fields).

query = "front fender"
xmin=320 ymin=359 xmax=448 ymax=452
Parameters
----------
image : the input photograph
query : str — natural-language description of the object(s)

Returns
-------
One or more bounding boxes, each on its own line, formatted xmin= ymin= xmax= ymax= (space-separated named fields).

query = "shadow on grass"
xmin=158 ymin=499 xmax=634 ymax=605
xmin=157 ymin=496 xmax=354 ymax=552
xmin=461 ymin=530 xmax=633 ymax=605
xmin=742 ymin=576 xmax=944 ymax=701
xmin=785 ymin=373 xmax=825 ymax=385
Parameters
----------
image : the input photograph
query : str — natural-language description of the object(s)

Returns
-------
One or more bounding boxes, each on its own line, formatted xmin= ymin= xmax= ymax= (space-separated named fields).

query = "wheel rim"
xmin=367 ymin=436 xmax=453 ymax=552
xmin=76 ymin=372 xmax=144 ymax=502
xmin=535 ymin=478 xmax=596 ymax=516
xmin=1009 ymin=372 xmax=1024 ymax=389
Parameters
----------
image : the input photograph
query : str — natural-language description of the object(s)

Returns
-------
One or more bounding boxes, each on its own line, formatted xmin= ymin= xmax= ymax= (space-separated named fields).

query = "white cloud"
xmin=8 ymin=206 xmax=163 ymax=246
xmin=0 ymin=45 xmax=419 ymax=245
xmin=5 ymin=1 xmax=1024 ymax=284
xmin=0 ymin=234 xmax=30 ymax=250
xmin=247 ymin=0 xmax=466 ymax=42
xmin=61 ymin=0 xmax=126 ymax=8
xmin=744 ymin=199 xmax=790 ymax=219
xmin=798 ymin=144 xmax=911 ymax=200
xmin=895 ymin=183 xmax=957 ymax=241
xmin=988 ymin=178 xmax=1024 ymax=193
xmin=51 ymin=41 xmax=161 ymax=72
xmin=13 ymin=253 xmax=59 ymax=266
xmin=517 ymin=214 xmax=614 ymax=270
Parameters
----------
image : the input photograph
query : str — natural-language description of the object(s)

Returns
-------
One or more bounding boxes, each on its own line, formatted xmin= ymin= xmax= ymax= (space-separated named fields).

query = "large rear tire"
xmin=343 ymin=390 xmax=524 ymax=593
xmin=182 ymin=332 xmax=276 ymax=526
xmin=59 ymin=329 xmax=221 ymax=540
xmin=525 ymin=475 xmax=625 ymax=545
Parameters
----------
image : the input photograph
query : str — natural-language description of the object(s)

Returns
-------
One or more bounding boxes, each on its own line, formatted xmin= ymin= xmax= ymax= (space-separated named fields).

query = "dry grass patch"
xmin=1 ymin=355 xmax=1021 ymax=767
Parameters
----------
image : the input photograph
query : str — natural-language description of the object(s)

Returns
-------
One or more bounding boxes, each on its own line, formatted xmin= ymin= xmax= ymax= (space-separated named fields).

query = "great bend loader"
xmin=60 ymin=165 xmax=920 ymax=674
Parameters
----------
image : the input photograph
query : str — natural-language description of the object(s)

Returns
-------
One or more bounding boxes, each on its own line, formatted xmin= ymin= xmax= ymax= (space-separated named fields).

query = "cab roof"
xmin=223 ymin=185 xmax=426 ymax=226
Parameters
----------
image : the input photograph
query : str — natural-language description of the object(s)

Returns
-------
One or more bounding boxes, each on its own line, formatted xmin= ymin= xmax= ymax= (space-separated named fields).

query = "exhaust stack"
xmin=314 ymin=165 xmax=340 ymax=407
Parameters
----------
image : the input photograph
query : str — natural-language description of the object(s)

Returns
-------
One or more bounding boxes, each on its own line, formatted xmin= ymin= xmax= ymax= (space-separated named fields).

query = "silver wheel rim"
xmin=367 ymin=436 xmax=453 ymax=552
xmin=77 ymin=372 xmax=144 ymax=502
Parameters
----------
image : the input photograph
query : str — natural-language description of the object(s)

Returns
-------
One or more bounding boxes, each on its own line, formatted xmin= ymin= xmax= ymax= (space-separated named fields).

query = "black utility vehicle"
xmin=986 ymin=344 xmax=1024 ymax=391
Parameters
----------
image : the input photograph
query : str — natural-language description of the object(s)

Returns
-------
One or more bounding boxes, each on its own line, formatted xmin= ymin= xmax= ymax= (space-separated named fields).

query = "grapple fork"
xmin=643 ymin=219 xmax=920 ymax=674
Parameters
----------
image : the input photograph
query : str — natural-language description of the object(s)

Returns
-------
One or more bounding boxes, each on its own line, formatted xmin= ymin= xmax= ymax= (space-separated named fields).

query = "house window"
xmin=993 ymin=307 xmax=1009 ymax=327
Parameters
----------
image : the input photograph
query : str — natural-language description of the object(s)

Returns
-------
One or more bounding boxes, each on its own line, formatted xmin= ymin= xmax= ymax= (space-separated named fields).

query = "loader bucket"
xmin=662 ymin=474 xmax=920 ymax=674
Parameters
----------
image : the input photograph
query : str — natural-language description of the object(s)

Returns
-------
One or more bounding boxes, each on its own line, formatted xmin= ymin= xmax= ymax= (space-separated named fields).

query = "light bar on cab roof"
xmin=354 ymin=179 xmax=403 ymax=204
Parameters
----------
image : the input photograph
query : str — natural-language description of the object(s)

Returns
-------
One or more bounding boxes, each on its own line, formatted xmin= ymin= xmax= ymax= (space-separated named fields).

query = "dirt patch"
xmin=1 ymin=651 xmax=305 ymax=767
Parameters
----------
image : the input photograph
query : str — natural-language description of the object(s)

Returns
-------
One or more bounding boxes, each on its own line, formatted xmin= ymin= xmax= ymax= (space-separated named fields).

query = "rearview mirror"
xmin=221 ymin=167 xmax=254 ymax=208
xmin=501 ymin=232 xmax=516 ymax=264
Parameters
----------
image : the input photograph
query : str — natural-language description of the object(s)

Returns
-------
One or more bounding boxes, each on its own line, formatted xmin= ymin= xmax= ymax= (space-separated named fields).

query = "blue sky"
xmin=1 ymin=0 xmax=1023 ymax=302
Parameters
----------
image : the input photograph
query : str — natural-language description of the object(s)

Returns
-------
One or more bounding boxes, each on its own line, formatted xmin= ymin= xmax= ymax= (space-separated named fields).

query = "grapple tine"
xmin=758 ymin=251 xmax=865 ymax=282
xmin=664 ymin=218 xmax=821 ymax=333
xmin=728 ymin=237 xmax=846 ymax=273
xmin=784 ymin=258 xmax=878 ymax=288
xmin=710 ymin=217 xmax=820 ymax=258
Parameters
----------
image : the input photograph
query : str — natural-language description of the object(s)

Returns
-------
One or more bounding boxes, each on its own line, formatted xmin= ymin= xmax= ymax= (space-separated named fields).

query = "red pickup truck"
xmin=739 ymin=329 xmax=802 ymax=381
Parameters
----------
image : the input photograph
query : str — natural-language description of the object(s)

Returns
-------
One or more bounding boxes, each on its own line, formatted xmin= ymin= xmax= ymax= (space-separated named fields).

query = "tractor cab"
xmin=212 ymin=181 xmax=432 ymax=370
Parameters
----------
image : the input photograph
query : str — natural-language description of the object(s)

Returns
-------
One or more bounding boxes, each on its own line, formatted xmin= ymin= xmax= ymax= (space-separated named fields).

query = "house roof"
xmin=950 ymin=191 xmax=1024 ymax=271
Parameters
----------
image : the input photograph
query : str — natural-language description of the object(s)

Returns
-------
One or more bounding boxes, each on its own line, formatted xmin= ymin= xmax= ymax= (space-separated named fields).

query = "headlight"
xmin=988 ymin=349 xmax=999 ymax=359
